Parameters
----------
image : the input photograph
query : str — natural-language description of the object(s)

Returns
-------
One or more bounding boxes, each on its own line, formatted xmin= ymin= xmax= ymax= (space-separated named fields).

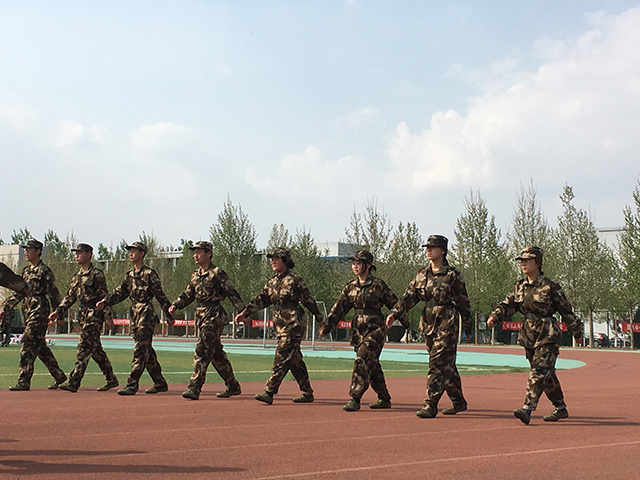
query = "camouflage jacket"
xmin=103 ymin=264 xmax=172 ymax=327
xmin=490 ymin=274 xmax=582 ymax=349
xmin=3 ymin=260 xmax=61 ymax=323
xmin=389 ymin=264 xmax=472 ymax=337
xmin=323 ymin=274 xmax=406 ymax=346
xmin=242 ymin=269 xmax=323 ymax=338
xmin=172 ymin=263 xmax=245 ymax=327
xmin=56 ymin=263 xmax=111 ymax=325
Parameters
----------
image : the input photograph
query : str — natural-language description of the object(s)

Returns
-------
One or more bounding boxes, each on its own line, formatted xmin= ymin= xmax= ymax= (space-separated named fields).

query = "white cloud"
xmin=389 ymin=7 xmax=640 ymax=194
xmin=333 ymin=106 xmax=384 ymax=131
xmin=54 ymin=119 xmax=109 ymax=148
xmin=246 ymin=145 xmax=374 ymax=200
xmin=131 ymin=122 xmax=189 ymax=153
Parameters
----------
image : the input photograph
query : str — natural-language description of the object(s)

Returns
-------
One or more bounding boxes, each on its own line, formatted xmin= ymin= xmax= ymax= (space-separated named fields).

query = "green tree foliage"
xmin=344 ymin=197 xmax=392 ymax=261
xmin=617 ymin=180 xmax=640 ymax=348
xmin=11 ymin=227 xmax=32 ymax=245
xmin=451 ymin=190 xmax=512 ymax=319
xmin=209 ymin=197 xmax=261 ymax=302
xmin=553 ymin=185 xmax=614 ymax=346
xmin=42 ymin=230 xmax=78 ymax=295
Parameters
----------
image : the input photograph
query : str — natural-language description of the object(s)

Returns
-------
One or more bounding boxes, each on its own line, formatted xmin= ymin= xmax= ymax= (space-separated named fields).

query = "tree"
xmin=553 ymin=185 xmax=614 ymax=347
xmin=617 ymin=180 xmax=640 ymax=348
xmin=451 ymin=190 xmax=512 ymax=342
xmin=509 ymin=181 xmax=558 ymax=279
xmin=11 ymin=227 xmax=32 ymax=245
xmin=209 ymin=197 xmax=261 ymax=301
xmin=266 ymin=224 xmax=291 ymax=252
xmin=344 ymin=197 xmax=392 ymax=261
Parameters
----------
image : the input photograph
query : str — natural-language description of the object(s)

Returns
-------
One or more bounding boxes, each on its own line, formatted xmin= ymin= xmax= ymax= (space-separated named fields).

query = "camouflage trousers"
xmin=265 ymin=334 xmax=312 ymax=396
xmin=17 ymin=320 xmax=66 ymax=387
xmin=67 ymin=321 xmax=117 ymax=388
xmin=188 ymin=322 xmax=238 ymax=393
xmin=1 ymin=308 xmax=12 ymax=344
xmin=523 ymin=344 xmax=565 ymax=410
xmin=349 ymin=332 xmax=390 ymax=402
xmin=126 ymin=324 xmax=167 ymax=391
xmin=424 ymin=329 xmax=466 ymax=409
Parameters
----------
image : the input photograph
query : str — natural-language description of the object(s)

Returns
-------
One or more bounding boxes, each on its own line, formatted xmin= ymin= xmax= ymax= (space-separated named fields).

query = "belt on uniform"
xmin=524 ymin=313 xmax=547 ymax=320
xmin=274 ymin=303 xmax=299 ymax=311
xmin=197 ymin=301 xmax=221 ymax=308
xmin=354 ymin=309 xmax=383 ymax=319
xmin=424 ymin=300 xmax=454 ymax=308
xmin=80 ymin=301 xmax=98 ymax=309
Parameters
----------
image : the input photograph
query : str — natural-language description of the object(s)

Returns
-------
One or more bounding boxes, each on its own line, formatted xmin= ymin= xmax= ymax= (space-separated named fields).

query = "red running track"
xmin=0 ymin=347 xmax=639 ymax=479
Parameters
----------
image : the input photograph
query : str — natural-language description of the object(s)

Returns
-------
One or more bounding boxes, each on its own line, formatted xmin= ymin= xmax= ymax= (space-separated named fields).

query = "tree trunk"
xmin=589 ymin=309 xmax=594 ymax=348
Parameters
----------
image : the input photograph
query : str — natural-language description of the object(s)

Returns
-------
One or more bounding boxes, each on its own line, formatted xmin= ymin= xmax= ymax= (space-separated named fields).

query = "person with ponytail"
xmin=386 ymin=235 xmax=472 ymax=418
xmin=235 ymin=247 xmax=323 ymax=405
xmin=321 ymin=250 xmax=406 ymax=411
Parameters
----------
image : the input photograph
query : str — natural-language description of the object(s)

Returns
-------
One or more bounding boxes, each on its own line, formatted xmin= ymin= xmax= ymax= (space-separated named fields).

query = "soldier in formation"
xmin=487 ymin=246 xmax=583 ymax=425
xmin=321 ymin=250 xmax=406 ymax=411
xmin=235 ymin=248 xmax=323 ymax=405
xmin=386 ymin=235 xmax=472 ymax=418
xmin=169 ymin=241 xmax=245 ymax=400
xmin=48 ymin=243 xmax=119 ymax=392
xmin=97 ymin=242 xmax=174 ymax=395
xmin=0 ymin=240 xmax=67 ymax=391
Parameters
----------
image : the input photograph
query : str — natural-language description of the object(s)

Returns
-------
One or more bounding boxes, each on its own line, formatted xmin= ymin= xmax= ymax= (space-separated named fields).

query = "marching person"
xmin=0 ymin=306 xmax=13 ymax=346
xmin=235 ymin=247 xmax=323 ymax=405
xmin=169 ymin=241 xmax=245 ymax=400
xmin=386 ymin=235 xmax=472 ymax=418
xmin=320 ymin=250 xmax=406 ymax=411
xmin=49 ymin=243 xmax=119 ymax=392
xmin=97 ymin=241 xmax=174 ymax=395
xmin=487 ymin=246 xmax=582 ymax=425
xmin=0 ymin=239 xmax=67 ymax=391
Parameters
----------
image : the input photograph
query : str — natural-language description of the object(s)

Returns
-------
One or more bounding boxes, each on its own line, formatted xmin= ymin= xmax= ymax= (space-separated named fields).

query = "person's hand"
xmin=574 ymin=336 xmax=583 ymax=347
xmin=0 ymin=310 xmax=5 ymax=321
xmin=49 ymin=312 xmax=59 ymax=322
xmin=234 ymin=313 xmax=246 ymax=324
xmin=105 ymin=318 xmax=114 ymax=330
xmin=166 ymin=317 xmax=175 ymax=327
xmin=487 ymin=316 xmax=496 ymax=328
xmin=168 ymin=305 xmax=176 ymax=316
xmin=96 ymin=300 xmax=106 ymax=311
xmin=386 ymin=314 xmax=395 ymax=329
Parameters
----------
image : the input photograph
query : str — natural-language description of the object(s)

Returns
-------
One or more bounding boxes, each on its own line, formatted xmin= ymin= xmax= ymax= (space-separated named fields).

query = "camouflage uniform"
xmin=0 ymin=306 xmax=13 ymax=346
xmin=322 ymin=274 xmax=405 ymax=402
xmin=389 ymin=264 xmax=472 ymax=411
xmin=242 ymin=268 xmax=323 ymax=397
xmin=3 ymin=260 xmax=66 ymax=388
xmin=172 ymin=262 xmax=245 ymax=395
xmin=56 ymin=262 xmax=117 ymax=389
xmin=103 ymin=264 xmax=172 ymax=392
xmin=490 ymin=273 xmax=582 ymax=411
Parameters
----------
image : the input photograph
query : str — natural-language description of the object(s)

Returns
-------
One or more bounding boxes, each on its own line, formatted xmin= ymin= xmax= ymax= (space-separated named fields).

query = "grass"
xmin=0 ymin=345 xmax=527 ymax=389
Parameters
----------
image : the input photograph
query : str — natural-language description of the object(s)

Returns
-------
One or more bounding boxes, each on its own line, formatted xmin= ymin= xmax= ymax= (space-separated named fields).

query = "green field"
xmin=0 ymin=345 xmax=527 ymax=389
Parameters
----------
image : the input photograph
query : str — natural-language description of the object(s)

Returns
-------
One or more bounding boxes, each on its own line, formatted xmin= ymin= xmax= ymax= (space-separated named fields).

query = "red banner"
xmin=252 ymin=319 xmax=274 ymax=328
xmin=113 ymin=318 xmax=129 ymax=326
xmin=172 ymin=319 xmax=195 ymax=327
xmin=621 ymin=322 xmax=640 ymax=333
xmin=502 ymin=321 xmax=567 ymax=332
xmin=337 ymin=321 xmax=351 ymax=329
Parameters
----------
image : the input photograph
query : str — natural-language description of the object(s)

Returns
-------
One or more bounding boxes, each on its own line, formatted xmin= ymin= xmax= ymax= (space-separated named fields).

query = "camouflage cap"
xmin=422 ymin=235 xmax=448 ymax=251
xmin=125 ymin=241 xmax=148 ymax=253
xmin=189 ymin=241 xmax=212 ymax=253
xmin=20 ymin=239 xmax=43 ymax=251
xmin=515 ymin=246 xmax=543 ymax=262
xmin=71 ymin=243 xmax=93 ymax=253
xmin=348 ymin=250 xmax=374 ymax=265
xmin=267 ymin=247 xmax=292 ymax=262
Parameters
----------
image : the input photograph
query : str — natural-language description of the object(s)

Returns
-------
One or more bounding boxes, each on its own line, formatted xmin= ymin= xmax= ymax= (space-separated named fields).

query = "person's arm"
xmin=218 ymin=268 xmax=245 ymax=313
xmin=50 ymin=274 xmax=78 ymax=323
xmin=387 ymin=272 xmax=423 ymax=328
xmin=487 ymin=285 xmax=519 ymax=328
xmin=171 ymin=275 xmax=196 ymax=313
xmin=552 ymin=283 xmax=583 ymax=345
xmin=45 ymin=268 xmax=62 ymax=312
xmin=236 ymin=283 xmax=271 ymax=322
xmin=321 ymin=285 xmax=351 ymax=335
xmin=296 ymin=277 xmax=323 ymax=321
xmin=149 ymin=269 xmax=174 ymax=326
xmin=453 ymin=271 xmax=472 ymax=336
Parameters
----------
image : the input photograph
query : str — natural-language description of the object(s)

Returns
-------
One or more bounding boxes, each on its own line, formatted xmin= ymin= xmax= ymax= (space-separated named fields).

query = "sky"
xmin=1 ymin=1 xmax=640 ymax=251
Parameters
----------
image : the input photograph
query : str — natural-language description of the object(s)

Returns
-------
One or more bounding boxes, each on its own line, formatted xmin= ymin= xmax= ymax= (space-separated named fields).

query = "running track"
xmin=0 ymin=346 xmax=638 ymax=479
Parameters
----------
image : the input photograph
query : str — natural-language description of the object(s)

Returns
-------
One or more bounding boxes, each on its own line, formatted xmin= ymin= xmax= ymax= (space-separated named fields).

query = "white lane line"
xmin=249 ymin=440 xmax=640 ymax=480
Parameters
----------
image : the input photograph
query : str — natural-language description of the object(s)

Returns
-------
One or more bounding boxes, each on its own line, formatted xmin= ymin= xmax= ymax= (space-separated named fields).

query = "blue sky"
xmin=1 ymin=1 xmax=639 ymax=250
